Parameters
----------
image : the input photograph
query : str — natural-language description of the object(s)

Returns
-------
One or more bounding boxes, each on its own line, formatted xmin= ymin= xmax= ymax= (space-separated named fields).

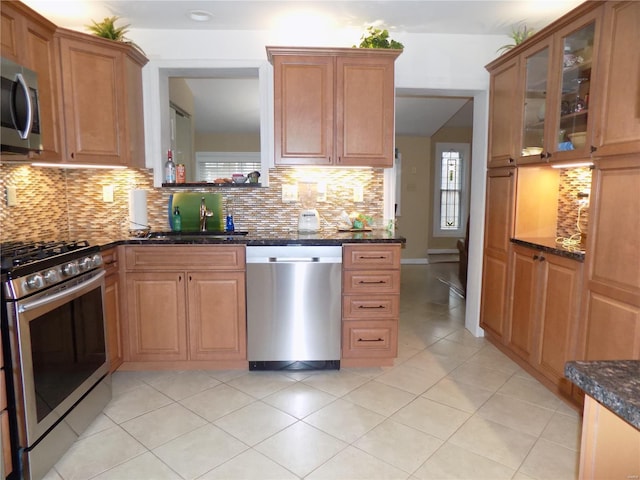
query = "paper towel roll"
xmin=129 ymin=189 xmax=148 ymax=230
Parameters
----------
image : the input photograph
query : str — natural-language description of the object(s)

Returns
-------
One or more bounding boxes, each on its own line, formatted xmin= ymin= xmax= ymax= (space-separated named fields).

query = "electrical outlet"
xmin=317 ymin=182 xmax=327 ymax=202
xmin=6 ymin=186 xmax=17 ymax=206
xmin=353 ymin=185 xmax=364 ymax=202
xmin=282 ymin=184 xmax=298 ymax=202
xmin=103 ymin=185 xmax=114 ymax=202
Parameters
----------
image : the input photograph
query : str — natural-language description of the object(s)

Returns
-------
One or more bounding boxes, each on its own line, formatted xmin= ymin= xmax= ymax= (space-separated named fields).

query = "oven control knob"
xmin=26 ymin=274 xmax=44 ymax=290
xmin=91 ymin=254 xmax=103 ymax=268
xmin=62 ymin=261 xmax=79 ymax=277
xmin=79 ymin=257 xmax=92 ymax=272
xmin=43 ymin=268 xmax=60 ymax=285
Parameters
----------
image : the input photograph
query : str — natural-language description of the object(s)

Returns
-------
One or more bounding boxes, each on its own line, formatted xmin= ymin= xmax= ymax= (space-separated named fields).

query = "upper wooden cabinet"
xmin=267 ymin=46 xmax=401 ymax=167
xmin=55 ymin=28 xmax=147 ymax=166
xmin=1 ymin=1 xmax=62 ymax=162
xmin=486 ymin=57 xmax=520 ymax=168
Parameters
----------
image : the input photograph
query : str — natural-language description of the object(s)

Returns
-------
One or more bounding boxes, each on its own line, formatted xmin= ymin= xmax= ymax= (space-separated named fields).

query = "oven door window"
xmin=29 ymin=286 xmax=105 ymax=422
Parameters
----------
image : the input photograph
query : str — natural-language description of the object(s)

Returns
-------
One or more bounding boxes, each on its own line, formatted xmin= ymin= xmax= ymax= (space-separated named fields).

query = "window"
xmin=195 ymin=152 xmax=261 ymax=182
xmin=433 ymin=143 xmax=470 ymax=237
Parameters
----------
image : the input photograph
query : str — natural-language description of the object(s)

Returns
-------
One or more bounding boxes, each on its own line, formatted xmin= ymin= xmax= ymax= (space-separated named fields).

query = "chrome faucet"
xmin=199 ymin=197 xmax=213 ymax=231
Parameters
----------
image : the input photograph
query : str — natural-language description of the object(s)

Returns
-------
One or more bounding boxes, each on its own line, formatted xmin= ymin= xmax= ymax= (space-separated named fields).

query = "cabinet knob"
xmin=509 ymin=157 xmax=514 ymax=164
xmin=533 ymin=254 xmax=539 ymax=260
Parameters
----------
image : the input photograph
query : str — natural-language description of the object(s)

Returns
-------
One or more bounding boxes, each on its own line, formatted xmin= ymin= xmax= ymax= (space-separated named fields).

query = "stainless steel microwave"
xmin=1 ymin=57 xmax=42 ymax=155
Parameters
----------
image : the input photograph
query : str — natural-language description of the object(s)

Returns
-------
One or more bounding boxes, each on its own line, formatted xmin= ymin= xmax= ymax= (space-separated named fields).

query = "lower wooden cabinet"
xmin=341 ymin=243 xmax=401 ymax=366
xmin=103 ymin=248 xmax=123 ymax=372
xmin=509 ymin=244 xmax=583 ymax=394
xmin=122 ymin=246 xmax=246 ymax=368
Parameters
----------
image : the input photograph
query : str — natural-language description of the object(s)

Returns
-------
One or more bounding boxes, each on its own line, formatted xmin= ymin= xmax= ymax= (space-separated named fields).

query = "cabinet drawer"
xmin=343 ymin=244 xmax=401 ymax=269
xmin=125 ymin=245 xmax=245 ymax=271
xmin=343 ymin=270 xmax=400 ymax=294
xmin=102 ymin=248 xmax=119 ymax=276
xmin=342 ymin=321 xmax=397 ymax=358
xmin=343 ymin=295 xmax=399 ymax=319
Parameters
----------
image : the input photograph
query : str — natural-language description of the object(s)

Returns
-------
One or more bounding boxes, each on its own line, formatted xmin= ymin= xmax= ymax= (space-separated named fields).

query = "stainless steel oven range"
xmin=1 ymin=240 xmax=111 ymax=480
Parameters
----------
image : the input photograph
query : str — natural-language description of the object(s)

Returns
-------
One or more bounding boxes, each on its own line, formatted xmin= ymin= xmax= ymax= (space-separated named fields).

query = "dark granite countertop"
xmin=565 ymin=360 xmax=640 ymax=429
xmin=91 ymin=229 xmax=406 ymax=250
xmin=511 ymin=237 xmax=585 ymax=262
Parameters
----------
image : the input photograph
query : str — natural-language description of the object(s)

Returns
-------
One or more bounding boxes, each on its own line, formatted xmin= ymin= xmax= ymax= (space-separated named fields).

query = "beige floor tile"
xmin=422 ymin=377 xmax=494 ymax=413
xmin=447 ymin=362 xmax=513 ymax=392
xmin=427 ymin=338 xmax=483 ymax=361
xmin=121 ymin=403 xmax=207 ymax=449
xmin=79 ymin=413 xmax=117 ymax=439
xmin=110 ymin=371 xmax=148 ymax=396
xmin=391 ymin=397 xmax=470 ymax=440
xmin=145 ymin=370 xmax=221 ymax=401
xmin=42 ymin=469 xmax=63 ymax=480
xmin=301 ymin=369 xmax=370 ymax=396
xmin=413 ymin=442 xmax=515 ymax=480
xmin=375 ymin=363 xmax=445 ymax=395
xmin=91 ymin=452 xmax=181 ymax=480
xmin=497 ymin=374 xmax=563 ymax=410
xmin=305 ymin=445 xmax=409 ymax=480
xmin=255 ymin=422 xmax=346 ymax=477
xmin=518 ymin=438 xmax=580 ymax=480
xmin=343 ymin=380 xmax=416 ymax=417
xmin=304 ymin=398 xmax=385 ymax=443
xmin=180 ymin=383 xmax=254 ymax=421
xmin=226 ymin=371 xmax=297 ymax=398
xmin=153 ymin=424 xmax=247 ymax=480
xmin=54 ymin=427 xmax=147 ymax=480
xmin=448 ymin=416 xmax=537 ymax=470
xmin=477 ymin=393 xmax=556 ymax=437
xmin=262 ymin=382 xmax=337 ymax=419
xmin=103 ymin=383 xmax=173 ymax=424
xmin=207 ymin=369 xmax=254 ymax=383
xmin=402 ymin=349 xmax=463 ymax=375
xmin=444 ymin=329 xmax=488 ymax=348
xmin=540 ymin=412 xmax=582 ymax=451
xmin=467 ymin=347 xmax=522 ymax=375
xmin=198 ymin=449 xmax=299 ymax=479
xmin=354 ymin=419 xmax=443 ymax=474
xmin=214 ymin=401 xmax=297 ymax=446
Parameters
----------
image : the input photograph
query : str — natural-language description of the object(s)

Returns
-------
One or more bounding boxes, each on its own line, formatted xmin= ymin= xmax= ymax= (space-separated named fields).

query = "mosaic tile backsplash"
xmin=556 ymin=166 xmax=592 ymax=239
xmin=0 ymin=164 xmax=385 ymax=242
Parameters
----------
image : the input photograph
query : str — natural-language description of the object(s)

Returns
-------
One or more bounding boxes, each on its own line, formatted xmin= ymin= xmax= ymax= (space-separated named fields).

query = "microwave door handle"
xmin=13 ymin=73 xmax=33 ymax=140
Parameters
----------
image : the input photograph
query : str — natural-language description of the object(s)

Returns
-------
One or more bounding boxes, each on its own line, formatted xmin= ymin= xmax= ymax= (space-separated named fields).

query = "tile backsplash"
xmin=556 ymin=166 xmax=592 ymax=239
xmin=0 ymin=164 xmax=385 ymax=242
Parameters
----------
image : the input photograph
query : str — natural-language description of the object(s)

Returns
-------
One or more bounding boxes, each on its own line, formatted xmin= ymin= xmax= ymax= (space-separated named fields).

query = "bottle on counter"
xmin=172 ymin=206 xmax=182 ymax=231
xmin=164 ymin=150 xmax=176 ymax=183
xmin=225 ymin=214 xmax=234 ymax=232
xmin=176 ymin=163 xmax=186 ymax=184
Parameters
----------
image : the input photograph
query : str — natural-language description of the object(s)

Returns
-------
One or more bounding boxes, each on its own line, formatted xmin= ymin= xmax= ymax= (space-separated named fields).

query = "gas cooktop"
xmin=1 ymin=239 xmax=98 ymax=274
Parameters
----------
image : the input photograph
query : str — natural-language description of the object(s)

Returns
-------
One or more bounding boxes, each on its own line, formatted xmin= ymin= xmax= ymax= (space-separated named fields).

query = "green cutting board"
xmin=168 ymin=193 xmax=224 ymax=232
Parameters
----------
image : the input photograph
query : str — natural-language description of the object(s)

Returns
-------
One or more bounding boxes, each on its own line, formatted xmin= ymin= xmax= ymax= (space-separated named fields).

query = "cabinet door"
xmin=592 ymin=1 xmax=640 ymax=157
xmin=1 ymin=5 xmax=23 ymax=62
xmin=104 ymin=271 xmax=123 ymax=372
xmin=580 ymin=156 xmax=640 ymax=360
xmin=480 ymin=168 xmax=516 ymax=339
xmin=487 ymin=57 xmax=519 ymax=168
xmin=536 ymin=252 xmax=582 ymax=392
xmin=273 ymin=55 xmax=334 ymax=165
xmin=336 ymin=55 xmax=396 ymax=167
xmin=125 ymin=272 xmax=188 ymax=361
xmin=508 ymin=245 xmax=538 ymax=360
xmin=187 ymin=272 xmax=246 ymax=361
xmin=58 ymin=33 xmax=126 ymax=165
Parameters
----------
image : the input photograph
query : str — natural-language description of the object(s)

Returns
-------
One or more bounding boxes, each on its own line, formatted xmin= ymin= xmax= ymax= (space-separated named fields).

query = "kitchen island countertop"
xmin=565 ymin=360 xmax=640 ymax=429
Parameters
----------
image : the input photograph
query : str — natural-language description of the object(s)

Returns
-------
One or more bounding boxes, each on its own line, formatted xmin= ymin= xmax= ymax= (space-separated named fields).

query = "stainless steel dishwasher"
xmin=246 ymin=245 xmax=342 ymax=370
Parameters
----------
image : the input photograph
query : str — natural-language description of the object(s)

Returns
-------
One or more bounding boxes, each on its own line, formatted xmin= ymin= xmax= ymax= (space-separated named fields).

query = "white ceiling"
xmin=24 ymin=0 xmax=583 ymax=136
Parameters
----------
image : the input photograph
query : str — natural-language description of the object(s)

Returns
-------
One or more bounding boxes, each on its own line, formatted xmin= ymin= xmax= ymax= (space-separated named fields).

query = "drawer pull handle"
xmin=358 ymin=338 xmax=384 ymax=342
xmin=358 ymin=256 xmax=387 ymax=259
xmin=358 ymin=305 xmax=385 ymax=309
xmin=358 ymin=280 xmax=386 ymax=284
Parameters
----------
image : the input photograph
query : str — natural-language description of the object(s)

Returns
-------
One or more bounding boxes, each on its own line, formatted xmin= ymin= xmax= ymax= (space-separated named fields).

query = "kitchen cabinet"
xmin=55 ymin=27 xmax=147 ymax=167
xmin=578 ymin=155 xmax=640 ymax=361
xmin=591 ymin=1 xmax=640 ymax=157
xmin=0 ymin=337 xmax=12 ymax=477
xmin=508 ymin=244 xmax=583 ymax=395
xmin=342 ymin=243 xmax=401 ymax=366
xmin=103 ymin=247 xmax=123 ymax=372
xmin=486 ymin=57 xmax=520 ymax=168
xmin=1 ymin=1 xmax=63 ymax=162
xmin=122 ymin=246 xmax=246 ymax=368
xmin=267 ymin=46 xmax=401 ymax=167
xmin=479 ymin=167 xmax=516 ymax=340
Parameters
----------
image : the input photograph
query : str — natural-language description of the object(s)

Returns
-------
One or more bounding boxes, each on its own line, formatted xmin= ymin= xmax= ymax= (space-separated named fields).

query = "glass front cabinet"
xmin=519 ymin=6 xmax=602 ymax=164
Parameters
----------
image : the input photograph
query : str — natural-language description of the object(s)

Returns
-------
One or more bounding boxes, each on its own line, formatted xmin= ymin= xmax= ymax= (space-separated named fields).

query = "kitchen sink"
xmin=146 ymin=230 xmax=248 ymax=239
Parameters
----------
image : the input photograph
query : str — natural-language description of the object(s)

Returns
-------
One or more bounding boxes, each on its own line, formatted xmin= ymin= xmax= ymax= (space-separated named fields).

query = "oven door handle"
xmin=18 ymin=269 xmax=105 ymax=313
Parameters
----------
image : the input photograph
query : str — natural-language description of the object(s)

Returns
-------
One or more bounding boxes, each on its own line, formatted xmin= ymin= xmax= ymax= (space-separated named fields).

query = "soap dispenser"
xmin=172 ymin=206 xmax=182 ymax=232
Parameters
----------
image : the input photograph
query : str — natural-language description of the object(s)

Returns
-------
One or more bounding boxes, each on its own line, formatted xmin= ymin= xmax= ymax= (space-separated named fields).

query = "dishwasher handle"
xmin=269 ymin=257 xmax=320 ymax=263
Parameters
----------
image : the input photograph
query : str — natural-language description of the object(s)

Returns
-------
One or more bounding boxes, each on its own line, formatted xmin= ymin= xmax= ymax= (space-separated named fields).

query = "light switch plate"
xmin=102 ymin=185 xmax=114 ymax=202
xmin=282 ymin=184 xmax=298 ymax=202
xmin=353 ymin=185 xmax=364 ymax=202
xmin=6 ymin=186 xmax=17 ymax=206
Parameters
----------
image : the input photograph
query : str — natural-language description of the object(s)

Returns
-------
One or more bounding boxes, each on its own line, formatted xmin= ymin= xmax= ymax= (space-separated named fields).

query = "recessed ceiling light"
xmin=189 ymin=10 xmax=213 ymax=22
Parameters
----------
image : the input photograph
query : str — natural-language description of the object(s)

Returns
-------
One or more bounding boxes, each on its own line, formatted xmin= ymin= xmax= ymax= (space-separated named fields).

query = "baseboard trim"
xmin=401 ymin=258 xmax=429 ymax=264
xmin=427 ymin=248 xmax=459 ymax=254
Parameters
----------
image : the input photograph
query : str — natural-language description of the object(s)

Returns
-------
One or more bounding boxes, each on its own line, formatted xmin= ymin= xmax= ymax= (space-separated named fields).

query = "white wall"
xmin=131 ymin=27 xmax=507 ymax=337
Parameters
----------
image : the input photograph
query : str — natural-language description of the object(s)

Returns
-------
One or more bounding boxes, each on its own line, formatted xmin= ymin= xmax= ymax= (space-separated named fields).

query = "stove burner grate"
xmin=1 ymin=240 xmax=91 ymax=270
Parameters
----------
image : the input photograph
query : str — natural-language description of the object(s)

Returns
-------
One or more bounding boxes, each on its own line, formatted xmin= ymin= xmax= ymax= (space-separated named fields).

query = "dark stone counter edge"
xmin=565 ymin=360 xmax=640 ymax=429
xmin=511 ymin=238 xmax=585 ymax=262
xmin=96 ymin=236 xmax=406 ymax=250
